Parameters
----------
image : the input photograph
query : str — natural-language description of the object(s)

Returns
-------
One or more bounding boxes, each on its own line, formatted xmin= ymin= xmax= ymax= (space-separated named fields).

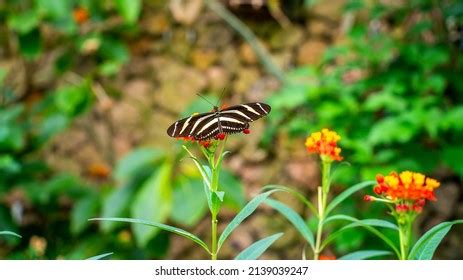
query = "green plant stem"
xmin=211 ymin=211 xmax=218 ymax=260
xmin=204 ymin=0 xmax=285 ymax=82
xmin=398 ymin=218 xmax=412 ymax=260
xmin=314 ymin=160 xmax=331 ymax=260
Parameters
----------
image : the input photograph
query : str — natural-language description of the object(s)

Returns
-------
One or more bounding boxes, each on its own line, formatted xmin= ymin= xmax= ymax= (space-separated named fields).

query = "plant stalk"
xmin=211 ymin=211 xmax=218 ymax=260
xmin=314 ymin=160 xmax=331 ymax=260
xmin=398 ymin=217 xmax=412 ymax=260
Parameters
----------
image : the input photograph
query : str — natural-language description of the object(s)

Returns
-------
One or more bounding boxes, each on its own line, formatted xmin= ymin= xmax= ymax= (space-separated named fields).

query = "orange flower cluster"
xmin=178 ymin=136 xmax=214 ymax=148
xmin=73 ymin=7 xmax=89 ymax=24
xmin=370 ymin=171 xmax=440 ymax=213
xmin=305 ymin=129 xmax=342 ymax=161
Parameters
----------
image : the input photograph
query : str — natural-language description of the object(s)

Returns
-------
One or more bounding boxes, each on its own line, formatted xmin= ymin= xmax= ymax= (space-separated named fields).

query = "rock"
xmin=271 ymin=50 xmax=293 ymax=70
xmin=220 ymin=46 xmax=241 ymax=74
xmin=190 ymin=48 xmax=218 ymax=70
xmin=205 ymin=66 xmax=230 ymax=91
xmin=285 ymin=158 xmax=320 ymax=190
xmin=196 ymin=24 xmax=233 ymax=49
xmin=297 ymin=40 xmax=328 ymax=65
xmin=239 ymin=43 xmax=258 ymax=65
xmin=233 ymin=67 xmax=260 ymax=94
xmin=169 ymin=0 xmax=203 ymax=26
xmin=123 ymin=79 xmax=154 ymax=105
xmin=144 ymin=13 xmax=170 ymax=35
xmin=432 ymin=182 xmax=460 ymax=218
xmin=269 ymin=26 xmax=305 ymax=50
xmin=310 ymin=0 xmax=345 ymax=21
xmin=307 ymin=20 xmax=333 ymax=37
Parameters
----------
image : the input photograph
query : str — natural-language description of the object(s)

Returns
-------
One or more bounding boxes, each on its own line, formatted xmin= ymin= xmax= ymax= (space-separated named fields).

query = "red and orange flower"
xmin=365 ymin=171 xmax=440 ymax=213
xmin=305 ymin=128 xmax=343 ymax=161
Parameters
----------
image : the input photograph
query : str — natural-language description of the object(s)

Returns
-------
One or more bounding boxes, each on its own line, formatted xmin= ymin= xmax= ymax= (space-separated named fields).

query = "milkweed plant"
xmin=91 ymin=132 xmax=284 ymax=260
xmin=264 ymin=128 xmax=463 ymax=260
xmin=89 ymin=125 xmax=462 ymax=260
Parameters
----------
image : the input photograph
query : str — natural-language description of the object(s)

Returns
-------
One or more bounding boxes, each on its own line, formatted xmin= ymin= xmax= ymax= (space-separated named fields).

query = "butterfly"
xmin=167 ymin=102 xmax=271 ymax=141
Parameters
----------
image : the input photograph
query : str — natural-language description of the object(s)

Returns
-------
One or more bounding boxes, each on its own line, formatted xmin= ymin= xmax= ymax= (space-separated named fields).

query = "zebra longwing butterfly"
xmin=167 ymin=102 xmax=271 ymax=140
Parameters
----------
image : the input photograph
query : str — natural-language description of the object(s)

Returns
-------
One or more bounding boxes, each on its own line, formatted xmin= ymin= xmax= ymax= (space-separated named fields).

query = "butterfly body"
xmin=167 ymin=102 xmax=271 ymax=140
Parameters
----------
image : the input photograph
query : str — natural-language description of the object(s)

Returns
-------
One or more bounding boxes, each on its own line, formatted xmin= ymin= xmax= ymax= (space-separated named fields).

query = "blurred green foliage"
xmin=0 ymin=0 xmax=245 ymax=259
xmin=265 ymin=0 xmax=463 ymax=256
xmin=267 ymin=0 xmax=463 ymax=180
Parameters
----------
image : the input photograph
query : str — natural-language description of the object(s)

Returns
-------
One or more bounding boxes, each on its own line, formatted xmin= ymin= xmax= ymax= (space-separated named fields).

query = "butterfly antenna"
xmin=196 ymin=93 xmax=216 ymax=107
xmin=216 ymin=87 xmax=226 ymax=107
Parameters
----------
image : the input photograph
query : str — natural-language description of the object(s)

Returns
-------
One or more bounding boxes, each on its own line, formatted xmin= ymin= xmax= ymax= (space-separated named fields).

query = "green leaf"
xmin=89 ymin=218 xmax=210 ymax=253
xmin=321 ymin=214 xmax=400 ymax=258
xmin=0 ymin=231 xmax=22 ymax=238
xmin=211 ymin=190 xmax=224 ymax=216
xmin=408 ymin=220 xmax=463 ymax=260
xmin=7 ymin=10 xmax=40 ymax=34
xmin=99 ymin=37 xmax=129 ymax=64
xmin=323 ymin=215 xmax=399 ymax=231
xmin=218 ymin=190 xmax=278 ymax=251
xmin=182 ymin=146 xmax=211 ymax=188
xmin=38 ymin=114 xmax=69 ymax=142
xmin=262 ymin=185 xmax=317 ymax=216
xmin=442 ymin=146 xmax=463 ymax=177
xmin=339 ymin=250 xmax=393 ymax=260
xmin=234 ymin=233 xmax=283 ymax=260
xmin=18 ymin=29 xmax=42 ymax=60
xmin=171 ymin=178 xmax=208 ymax=227
xmin=115 ymin=0 xmax=142 ymax=24
xmin=264 ymin=199 xmax=315 ymax=250
xmin=37 ymin=0 xmax=72 ymax=20
xmin=54 ymin=84 xmax=92 ymax=116
xmin=130 ymin=162 xmax=173 ymax=246
xmin=101 ymin=186 xmax=135 ymax=232
xmin=220 ymin=170 xmax=246 ymax=210
xmin=325 ymin=181 xmax=375 ymax=217
xmin=86 ymin=252 xmax=114 ymax=260
xmin=114 ymin=148 xmax=164 ymax=182
xmin=71 ymin=195 xmax=99 ymax=235
xmin=368 ymin=117 xmax=416 ymax=145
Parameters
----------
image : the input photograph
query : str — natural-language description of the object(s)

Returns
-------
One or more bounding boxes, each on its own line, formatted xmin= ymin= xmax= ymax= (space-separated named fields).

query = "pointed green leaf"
xmin=182 ymin=146 xmax=211 ymax=188
xmin=339 ymin=250 xmax=393 ymax=260
xmin=324 ymin=214 xmax=399 ymax=230
xmin=218 ymin=190 xmax=278 ymax=251
xmin=0 ymin=231 xmax=21 ymax=238
xmin=131 ymin=163 xmax=173 ymax=246
xmin=265 ymin=199 xmax=315 ymax=250
xmin=171 ymin=178 xmax=208 ymax=227
xmin=262 ymin=185 xmax=317 ymax=216
xmin=321 ymin=215 xmax=400 ymax=258
xmin=71 ymin=195 xmax=99 ymax=235
xmin=115 ymin=0 xmax=142 ymax=24
xmin=220 ymin=169 xmax=246 ymax=210
xmin=325 ymin=181 xmax=375 ymax=217
xmin=86 ymin=252 xmax=114 ymax=260
xmin=90 ymin=218 xmax=210 ymax=254
xmin=114 ymin=148 xmax=164 ymax=182
xmin=101 ymin=185 xmax=135 ymax=232
xmin=409 ymin=220 xmax=463 ymax=260
xmin=235 ymin=233 xmax=283 ymax=260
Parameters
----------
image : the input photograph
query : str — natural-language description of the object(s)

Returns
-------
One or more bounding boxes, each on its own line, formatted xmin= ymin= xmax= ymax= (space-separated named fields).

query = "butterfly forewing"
xmin=167 ymin=112 xmax=215 ymax=138
xmin=167 ymin=102 xmax=271 ymax=140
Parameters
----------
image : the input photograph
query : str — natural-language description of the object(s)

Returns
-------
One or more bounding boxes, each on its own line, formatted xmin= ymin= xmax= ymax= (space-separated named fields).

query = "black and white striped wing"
xmin=220 ymin=102 xmax=271 ymax=123
xmin=167 ymin=112 xmax=215 ymax=139
xmin=167 ymin=102 xmax=271 ymax=141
